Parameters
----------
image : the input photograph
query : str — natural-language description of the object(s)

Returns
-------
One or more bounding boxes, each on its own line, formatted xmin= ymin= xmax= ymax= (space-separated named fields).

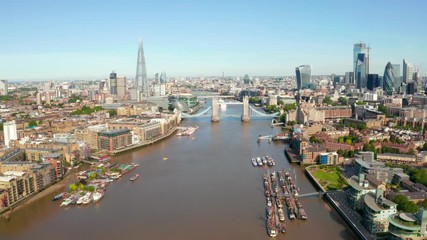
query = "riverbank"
xmin=306 ymin=165 xmax=348 ymax=191
xmin=111 ymin=126 xmax=177 ymax=155
xmin=1 ymin=170 xmax=72 ymax=219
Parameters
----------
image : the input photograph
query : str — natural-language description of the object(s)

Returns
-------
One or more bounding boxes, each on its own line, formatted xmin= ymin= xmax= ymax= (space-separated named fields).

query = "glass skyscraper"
xmin=136 ymin=40 xmax=149 ymax=99
xmin=383 ymin=62 xmax=396 ymax=94
xmin=353 ymin=42 xmax=369 ymax=89
xmin=403 ymin=59 xmax=413 ymax=84
xmin=295 ymin=65 xmax=311 ymax=90
xmin=160 ymin=71 xmax=167 ymax=84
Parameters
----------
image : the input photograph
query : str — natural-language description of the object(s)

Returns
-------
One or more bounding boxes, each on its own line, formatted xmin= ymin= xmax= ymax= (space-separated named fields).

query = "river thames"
xmin=0 ymin=105 xmax=357 ymax=240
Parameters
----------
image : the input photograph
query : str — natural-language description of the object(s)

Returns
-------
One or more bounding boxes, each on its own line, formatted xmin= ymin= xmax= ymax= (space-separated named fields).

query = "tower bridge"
xmin=181 ymin=96 xmax=280 ymax=122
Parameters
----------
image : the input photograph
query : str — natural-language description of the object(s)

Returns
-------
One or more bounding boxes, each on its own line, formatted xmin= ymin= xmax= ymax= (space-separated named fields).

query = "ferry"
xmin=130 ymin=174 xmax=139 ymax=181
xmin=251 ymin=158 xmax=258 ymax=167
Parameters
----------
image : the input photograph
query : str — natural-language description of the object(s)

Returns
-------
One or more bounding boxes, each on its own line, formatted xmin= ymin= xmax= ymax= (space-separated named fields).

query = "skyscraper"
xmin=3 ymin=120 xmax=17 ymax=148
xmin=403 ymin=59 xmax=413 ymax=83
xmin=383 ymin=62 xmax=396 ymax=94
xmin=353 ymin=42 xmax=369 ymax=90
xmin=295 ymin=65 xmax=311 ymax=90
xmin=117 ymin=76 xmax=127 ymax=97
xmin=391 ymin=64 xmax=401 ymax=89
xmin=345 ymin=72 xmax=354 ymax=84
xmin=109 ymin=72 xmax=117 ymax=95
xmin=136 ymin=40 xmax=149 ymax=99
xmin=160 ymin=72 xmax=167 ymax=84
xmin=367 ymin=74 xmax=379 ymax=91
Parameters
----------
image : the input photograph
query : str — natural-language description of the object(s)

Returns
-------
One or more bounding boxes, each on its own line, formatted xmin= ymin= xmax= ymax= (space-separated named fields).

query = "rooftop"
xmin=364 ymin=192 xmax=397 ymax=212
xmin=3 ymin=171 xmax=26 ymax=177
xmin=0 ymin=176 xmax=16 ymax=182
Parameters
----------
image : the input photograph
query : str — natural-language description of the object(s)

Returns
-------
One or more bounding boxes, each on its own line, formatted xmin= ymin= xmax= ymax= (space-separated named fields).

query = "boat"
xmin=251 ymin=158 xmax=257 ymax=167
xmin=280 ymin=222 xmax=286 ymax=233
xmin=52 ymin=192 xmax=65 ymax=201
xmin=92 ymin=191 xmax=104 ymax=202
xmin=256 ymin=157 xmax=263 ymax=166
xmin=82 ymin=195 xmax=92 ymax=205
xmin=60 ymin=198 xmax=72 ymax=207
xmin=295 ymin=199 xmax=307 ymax=220
xmin=267 ymin=216 xmax=278 ymax=237
xmin=130 ymin=174 xmax=139 ymax=181
xmin=266 ymin=198 xmax=272 ymax=207
xmin=278 ymin=208 xmax=285 ymax=222
xmin=76 ymin=196 xmax=84 ymax=205
xmin=276 ymin=197 xmax=283 ymax=208
xmin=262 ymin=157 xmax=268 ymax=165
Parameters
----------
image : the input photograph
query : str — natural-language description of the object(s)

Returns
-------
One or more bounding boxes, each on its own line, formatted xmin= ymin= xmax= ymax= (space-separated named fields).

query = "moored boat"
xmin=52 ymin=192 xmax=65 ymax=201
xmin=92 ymin=191 xmax=104 ymax=202
xmin=130 ymin=174 xmax=139 ymax=181
xmin=251 ymin=158 xmax=257 ymax=167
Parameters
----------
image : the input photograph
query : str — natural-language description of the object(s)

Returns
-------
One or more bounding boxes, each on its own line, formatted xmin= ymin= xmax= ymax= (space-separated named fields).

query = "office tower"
xmin=406 ymin=81 xmax=416 ymax=94
xmin=403 ymin=59 xmax=413 ymax=83
xmin=353 ymin=42 xmax=369 ymax=89
xmin=243 ymin=74 xmax=251 ymax=84
xmin=43 ymin=82 xmax=54 ymax=92
xmin=345 ymin=72 xmax=354 ymax=84
xmin=117 ymin=76 xmax=127 ymax=97
xmin=3 ymin=120 xmax=17 ymax=147
xmin=154 ymin=73 xmax=160 ymax=84
xmin=383 ymin=62 xmax=396 ymax=94
xmin=46 ymin=92 xmax=51 ymax=105
xmin=110 ymin=72 xmax=117 ymax=95
xmin=0 ymin=80 xmax=8 ymax=95
xmin=391 ymin=64 xmax=401 ymax=89
xmin=367 ymin=74 xmax=379 ymax=91
xmin=295 ymin=65 xmax=311 ymax=90
xmin=160 ymin=72 xmax=167 ymax=83
xmin=135 ymin=39 xmax=149 ymax=99
xmin=355 ymin=53 xmax=367 ymax=89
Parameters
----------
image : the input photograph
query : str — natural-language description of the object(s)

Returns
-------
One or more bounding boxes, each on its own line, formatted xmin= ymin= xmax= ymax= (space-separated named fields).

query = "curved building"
xmin=295 ymin=65 xmax=311 ymax=90
xmin=383 ymin=62 xmax=396 ymax=94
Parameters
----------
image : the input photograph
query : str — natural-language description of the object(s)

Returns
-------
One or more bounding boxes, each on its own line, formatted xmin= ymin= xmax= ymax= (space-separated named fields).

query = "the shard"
xmin=136 ymin=39 xmax=149 ymax=99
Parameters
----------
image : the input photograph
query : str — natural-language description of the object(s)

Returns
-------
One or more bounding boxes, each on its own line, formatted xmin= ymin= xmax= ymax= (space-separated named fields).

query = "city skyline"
xmin=0 ymin=0 xmax=426 ymax=81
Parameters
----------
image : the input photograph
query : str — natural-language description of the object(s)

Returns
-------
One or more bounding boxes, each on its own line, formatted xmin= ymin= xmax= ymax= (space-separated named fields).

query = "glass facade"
xmin=383 ymin=62 xmax=396 ymax=94
xmin=295 ymin=65 xmax=311 ymax=90
xmin=136 ymin=40 xmax=149 ymax=98
xmin=354 ymin=43 xmax=368 ymax=89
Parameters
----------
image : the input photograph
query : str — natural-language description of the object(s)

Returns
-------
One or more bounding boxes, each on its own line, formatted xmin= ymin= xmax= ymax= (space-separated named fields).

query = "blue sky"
xmin=0 ymin=0 xmax=426 ymax=81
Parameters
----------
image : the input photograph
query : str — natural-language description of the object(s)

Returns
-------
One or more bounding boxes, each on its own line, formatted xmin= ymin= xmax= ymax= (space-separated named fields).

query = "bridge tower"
xmin=211 ymin=97 xmax=220 ymax=122
xmin=241 ymin=96 xmax=250 ymax=122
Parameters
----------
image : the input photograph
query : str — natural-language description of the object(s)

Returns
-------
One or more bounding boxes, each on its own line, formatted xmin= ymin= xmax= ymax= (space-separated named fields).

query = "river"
xmin=0 ymin=105 xmax=357 ymax=240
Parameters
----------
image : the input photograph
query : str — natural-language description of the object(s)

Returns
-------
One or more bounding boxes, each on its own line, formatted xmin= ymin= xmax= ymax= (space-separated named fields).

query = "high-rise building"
xmin=383 ymin=62 xmax=396 ymax=94
xmin=367 ymin=74 xmax=379 ymax=91
xmin=355 ymin=53 xmax=367 ymax=89
xmin=109 ymin=72 xmax=117 ymax=95
xmin=154 ymin=73 xmax=160 ymax=84
xmin=295 ymin=65 xmax=311 ymax=90
xmin=403 ymin=59 xmax=413 ymax=84
xmin=36 ymin=92 xmax=42 ymax=105
xmin=135 ymin=40 xmax=149 ymax=99
xmin=160 ymin=72 xmax=167 ymax=84
xmin=345 ymin=72 xmax=355 ymax=84
xmin=354 ymin=42 xmax=369 ymax=90
xmin=3 ymin=120 xmax=17 ymax=147
xmin=0 ymin=80 xmax=8 ymax=95
xmin=391 ymin=64 xmax=401 ymax=89
xmin=243 ymin=74 xmax=251 ymax=84
xmin=117 ymin=76 xmax=127 ymax=97
xmin=406 ymin=81 xmax=416 ymax=95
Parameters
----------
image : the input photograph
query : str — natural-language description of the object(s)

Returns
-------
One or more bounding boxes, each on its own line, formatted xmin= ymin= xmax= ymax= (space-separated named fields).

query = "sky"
xmin=0 ymin=0 xmax=426 ymax=81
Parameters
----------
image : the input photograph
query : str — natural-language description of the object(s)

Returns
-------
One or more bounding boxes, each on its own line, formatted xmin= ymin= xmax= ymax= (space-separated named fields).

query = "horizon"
xmin=1 ymin=0 xmax=426 ymax=81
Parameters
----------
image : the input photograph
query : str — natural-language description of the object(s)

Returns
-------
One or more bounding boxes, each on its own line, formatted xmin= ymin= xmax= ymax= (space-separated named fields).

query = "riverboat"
xmin=130 ymin=174 xmax=139 ymax=181
xmin=257 ymin=157 xmax=263 ymax=166
xmin=92 ymin=191 xmax=104 ymax=202
xmin=278 ymin=208 xmax=285 ymax=222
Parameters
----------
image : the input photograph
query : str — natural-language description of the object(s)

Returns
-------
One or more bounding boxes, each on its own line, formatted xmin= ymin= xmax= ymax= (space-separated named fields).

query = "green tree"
xmin=346 ymin=139 xmax=352 ymax=145
xmin=283 ymin=103 xmax=297 ymax=112
xmin=337 ymin=97 xmax=348 ymax=105
xmin=108 ymin=109 xmax=117 ymax=117
xmin=422 ymin=198 xmax=427 ymax=209
xmin=393 ymin=194 xmax=419 ymax=213
xmin=338 ymin=137 xmax=344 ymax=143
xmin=378 ymin=105 xmax=387 ymax=114
xmin=0 ymin=123 xmax=3 ymax=131
xmin=69 ymin=184 xmax=77 ymax=192
xmin=68 ymin=94 xmax=82 ymax=103
xmin=279 ymin=113 xmax=286 ymax=123
xmin=323 ymin=96 xmax=332 ymax=105
xmin=28 ymin=120 xmax=38 ymax=127
xmin=408 ymin=148 xmax=415 ymax=155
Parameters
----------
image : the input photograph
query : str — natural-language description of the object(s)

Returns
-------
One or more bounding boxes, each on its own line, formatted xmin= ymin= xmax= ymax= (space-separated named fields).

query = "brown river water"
xmin=0 ymin=105 xmax=357 ymax=240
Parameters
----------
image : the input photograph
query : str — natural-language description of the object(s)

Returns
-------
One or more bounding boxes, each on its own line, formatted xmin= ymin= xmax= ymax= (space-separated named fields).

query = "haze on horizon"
xmin=0 ymin=0 xmax=426 ymax=81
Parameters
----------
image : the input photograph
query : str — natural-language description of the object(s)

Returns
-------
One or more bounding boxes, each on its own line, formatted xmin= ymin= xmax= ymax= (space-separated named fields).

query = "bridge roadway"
xmin=276 ymin=191 xmax=325 ymax=199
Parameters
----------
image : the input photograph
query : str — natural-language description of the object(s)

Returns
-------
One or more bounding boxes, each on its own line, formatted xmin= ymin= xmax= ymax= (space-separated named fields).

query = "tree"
xmin=378 ymin=105 xmax=387 ymax=114
xmin=68 ymin=94 xmax=82 ymax=103
xmin=337 ymin=149 xmax=344 ymax=156
xmin=283 ymin=103 xmax=297 ymax=112
xmin=279 ymin=113 xmax=286 ymax=123
xmin=108 ymin=109 xmax=117 ymax=117
xmin=69 ymin=184 xmax=77 ymax=192
xmin=423 ymin=198 xmax=427 ymax=209
xmin=28 ymin=120 xmax=38 ymax=127
xmin=408 ymin=148 xmax=415 ymax=155
xmin=346 ymin=139 xmax=352 ymax=145
xmin=338 ymin=137 xmax=344 ymax=143
xmin=323 ymin=96 xmax=332 ymax=105
xmin=0 ymin=123 xmax=3 ymax=131
xmin=393 ymin=194 xmax=419 ymax=213
xmin=337 ymin=97 xmax=348 ymax=106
